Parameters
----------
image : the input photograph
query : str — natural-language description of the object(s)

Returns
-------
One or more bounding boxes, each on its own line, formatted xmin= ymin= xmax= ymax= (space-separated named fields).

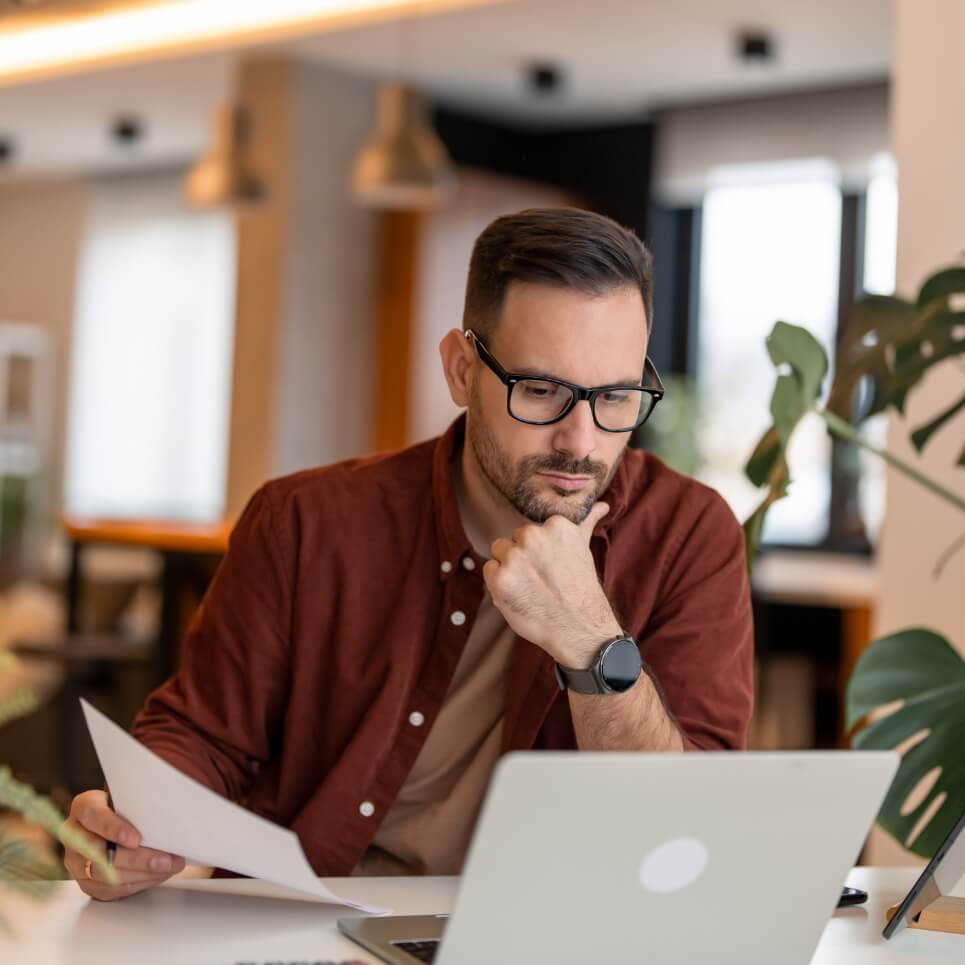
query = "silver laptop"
xmin=338 ymin=751 xmax=898 ymax=965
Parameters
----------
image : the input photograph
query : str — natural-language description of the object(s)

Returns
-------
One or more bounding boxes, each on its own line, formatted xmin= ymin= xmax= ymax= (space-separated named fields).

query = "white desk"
xmin=0 ymin=867 xmax=962 ymax=964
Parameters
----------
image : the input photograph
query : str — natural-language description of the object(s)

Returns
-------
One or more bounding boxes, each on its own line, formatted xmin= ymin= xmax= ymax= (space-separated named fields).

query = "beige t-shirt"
xmin=352 ymin=593 xmax=516 ymax=876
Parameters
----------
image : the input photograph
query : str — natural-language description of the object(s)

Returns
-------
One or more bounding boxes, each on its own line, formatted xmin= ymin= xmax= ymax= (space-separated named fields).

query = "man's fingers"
xmin=111 ymin=846 xmax=186 ymax=875
xmin=62 ymin=847 xmax=89 ymax=883
xmin=579 ymin=501 xmax=610 ymax=538
xmin=489 ymin=537 xmax=514 ymax=563
xmin=77 ymin=875 xmax=171 ymax=902
xmin=88 ymin=864 xmax=176 ymax=887
xmin=65 ymin=846 xmax=177 ymax=899
xmin=73 ymin=791 xmax=140 ymax=848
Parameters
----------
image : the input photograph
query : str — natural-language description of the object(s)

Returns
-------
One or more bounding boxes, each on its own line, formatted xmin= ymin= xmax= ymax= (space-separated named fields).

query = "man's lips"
xmin=537 ymin=471 xmax=593 ymax=492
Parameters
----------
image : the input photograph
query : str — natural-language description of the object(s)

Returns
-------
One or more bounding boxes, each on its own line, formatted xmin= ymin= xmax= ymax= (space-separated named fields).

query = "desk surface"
xmin=1 ymin=867 xmax=962 ymax=964
xmin=62 ymin=516 xmax=233 ymax=554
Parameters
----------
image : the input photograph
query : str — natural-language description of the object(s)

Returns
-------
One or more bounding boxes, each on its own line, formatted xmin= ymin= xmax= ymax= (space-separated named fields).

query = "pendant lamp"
xmin=352 ymin=82 xmax=453 ymax=209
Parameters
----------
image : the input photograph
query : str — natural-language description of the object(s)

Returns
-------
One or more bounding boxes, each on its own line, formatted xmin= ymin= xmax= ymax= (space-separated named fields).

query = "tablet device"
xmin=883 ymin=810 xmax=965 ymax=939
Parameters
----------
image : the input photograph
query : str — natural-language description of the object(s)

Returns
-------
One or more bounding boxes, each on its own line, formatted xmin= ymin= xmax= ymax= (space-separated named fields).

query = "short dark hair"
xmin=462 ymin=207 xmax=653 ymax=341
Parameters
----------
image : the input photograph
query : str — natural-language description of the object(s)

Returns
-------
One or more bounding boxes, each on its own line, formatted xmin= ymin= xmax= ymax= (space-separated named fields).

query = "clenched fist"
xmin=484 ymin=501 xmax=622 ymax=667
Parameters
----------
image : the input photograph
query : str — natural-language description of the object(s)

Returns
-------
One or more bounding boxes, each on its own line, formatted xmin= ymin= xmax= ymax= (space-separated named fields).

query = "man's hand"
xmin=484 ymin=501 xmax=622 ymax=667
xmin=63 ymin=790 xmax=186 ymax=901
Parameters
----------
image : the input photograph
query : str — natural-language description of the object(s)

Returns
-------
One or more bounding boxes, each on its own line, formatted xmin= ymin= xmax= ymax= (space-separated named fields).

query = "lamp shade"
xmin=352 ymin=83 xmax=453 ymax=209
xmin=183 ymin=105 xmax=263 ymax=209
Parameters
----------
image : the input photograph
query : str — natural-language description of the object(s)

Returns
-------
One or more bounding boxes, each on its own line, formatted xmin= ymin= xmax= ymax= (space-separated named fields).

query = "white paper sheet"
xmin=81 ymin=699 xmax=388 ymax=914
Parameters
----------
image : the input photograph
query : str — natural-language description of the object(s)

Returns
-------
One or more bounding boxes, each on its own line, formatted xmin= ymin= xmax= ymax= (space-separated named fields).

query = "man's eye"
xmin=600 ymin=391 xmax=632 ymax=405
xmin=522 ymin=383 xmax=558 ymax=399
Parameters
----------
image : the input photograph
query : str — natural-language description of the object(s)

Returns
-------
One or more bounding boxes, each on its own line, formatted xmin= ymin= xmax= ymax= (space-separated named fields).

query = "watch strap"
xmin=553 ymin=660 xmax=605 ymax=695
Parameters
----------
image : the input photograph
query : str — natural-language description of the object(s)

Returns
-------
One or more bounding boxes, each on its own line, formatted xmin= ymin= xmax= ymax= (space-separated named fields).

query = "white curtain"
xmin=65 ymin=172 xmax=235 ymax=521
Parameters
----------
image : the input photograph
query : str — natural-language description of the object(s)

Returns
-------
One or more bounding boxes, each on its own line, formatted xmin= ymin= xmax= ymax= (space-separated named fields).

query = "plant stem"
xmin=820 ymin=409 xmax=965 ymax=513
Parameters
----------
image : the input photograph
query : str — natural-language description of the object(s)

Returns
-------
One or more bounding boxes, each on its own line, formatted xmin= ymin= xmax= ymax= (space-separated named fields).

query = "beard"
xmin=466 ymin=385 xmax=621 ymax=524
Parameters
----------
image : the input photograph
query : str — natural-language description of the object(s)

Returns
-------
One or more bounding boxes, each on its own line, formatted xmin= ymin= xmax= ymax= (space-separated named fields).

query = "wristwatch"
xmin=554 ymin=635 xmax=642 ymax=695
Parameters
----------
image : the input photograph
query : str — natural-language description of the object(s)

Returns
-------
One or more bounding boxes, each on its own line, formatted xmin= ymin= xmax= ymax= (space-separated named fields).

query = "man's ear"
xmin=439 ymin=329 xmax=475 ymax=408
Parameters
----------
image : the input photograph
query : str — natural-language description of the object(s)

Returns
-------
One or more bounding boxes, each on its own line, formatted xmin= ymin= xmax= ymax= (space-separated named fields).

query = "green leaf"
xmin=742 ymin=482 xmax=786 ymax=574
xmin=0 ymin=687 xmax=39 ymax=728
xmin=846 ymin=628 xmax=965 ymax=858
xmin=910 ymin=390 xmax=965 ymax=452
xmin=740 ymin=322 xmax=825 ymax=565
xmin=890 ymin=311 xmax=965 ymax=414
xmin=829 ymin=286 xmax=965 ymax=424
xmin=745 ymin=426 xmax=782 ymax=488
xmin=827 ymin=295 xmax=916 ymax=420
xmin=915 ymin=265 xmax=965 ymax=312
xmin=766 ymin=321 xmax=829 ymax=412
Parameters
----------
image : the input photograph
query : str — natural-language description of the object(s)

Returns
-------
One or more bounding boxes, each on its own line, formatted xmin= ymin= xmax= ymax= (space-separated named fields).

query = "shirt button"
xmin=408 ymin=711 xmax=425 ymax=727
xmin=450 ymin=610 xmax=466 ymax=626
xmin=440 ymin=561 xmax=453 ymax=574
xmin=359 ymin=801 xmax=375 ymax=817
xmin=462 ymin=557 xmax=476 ymax=571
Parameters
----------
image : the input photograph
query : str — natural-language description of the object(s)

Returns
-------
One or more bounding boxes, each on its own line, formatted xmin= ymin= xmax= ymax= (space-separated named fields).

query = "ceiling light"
xmin=352 ymin=82 xmax=453 ymax=209
xmin=183 ymin=104 xmax=263 ymax=208
xmin=0 ymin=0 xmax=503 ymax=86
xmin=527 ymin=62 xmax=563 ymax=96
xmin=110 ymin=114 xmax=145 ymax=147
xmin=737 ymin=30 xmax=775 ymax=64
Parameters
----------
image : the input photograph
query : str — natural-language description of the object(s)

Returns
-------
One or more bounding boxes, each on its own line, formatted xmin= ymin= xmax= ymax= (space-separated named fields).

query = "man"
xmin=64 ymin=207 xmax=754 ymax=900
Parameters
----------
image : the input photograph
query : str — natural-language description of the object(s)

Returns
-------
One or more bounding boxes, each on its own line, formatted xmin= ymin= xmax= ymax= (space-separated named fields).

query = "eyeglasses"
xmin=465 ymin=329 xmax=664 ymax=433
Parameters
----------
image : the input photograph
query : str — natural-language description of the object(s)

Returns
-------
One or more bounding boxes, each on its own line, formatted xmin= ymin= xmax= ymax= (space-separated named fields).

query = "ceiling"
xmin=0 ymin=0 xmax=893 ymax=178
xmin=295 ymin=0 xmax=893 ymax=121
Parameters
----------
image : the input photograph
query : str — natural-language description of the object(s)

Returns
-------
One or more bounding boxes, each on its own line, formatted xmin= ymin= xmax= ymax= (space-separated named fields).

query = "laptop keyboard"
xmin=391 ymin=939 xmax=441 ymax=963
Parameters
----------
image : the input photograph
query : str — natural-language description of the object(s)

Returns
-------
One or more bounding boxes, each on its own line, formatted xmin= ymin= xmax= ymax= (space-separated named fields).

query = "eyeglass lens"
xmin=510 ymin=380 xmax=650 ymax=430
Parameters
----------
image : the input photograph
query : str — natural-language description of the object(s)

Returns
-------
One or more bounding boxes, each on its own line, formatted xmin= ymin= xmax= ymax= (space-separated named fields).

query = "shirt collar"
xmin=432 ymin=415 xmax=475 ymax=575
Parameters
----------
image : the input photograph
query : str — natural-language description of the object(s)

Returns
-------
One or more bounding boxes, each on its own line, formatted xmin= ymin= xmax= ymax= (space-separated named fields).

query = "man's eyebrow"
xmin=511 ymin=364 xmax=644 ymax=386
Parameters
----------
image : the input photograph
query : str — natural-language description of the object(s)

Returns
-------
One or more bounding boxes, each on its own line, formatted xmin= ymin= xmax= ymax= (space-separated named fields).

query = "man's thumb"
xmin=581 ymin=501 xmax=610 ymax=536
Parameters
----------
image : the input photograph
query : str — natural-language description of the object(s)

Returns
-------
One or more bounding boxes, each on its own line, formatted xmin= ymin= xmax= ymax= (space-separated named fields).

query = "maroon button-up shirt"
xmin=132 ymin=416 xmax=754 ymax=876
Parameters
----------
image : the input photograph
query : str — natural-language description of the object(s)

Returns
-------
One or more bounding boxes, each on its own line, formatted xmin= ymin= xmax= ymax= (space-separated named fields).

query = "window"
xmin=65 ymin=172 xmax=236 ymax=522
xmin=696 ymin=160 xmax=843 ymax=545
xmin=857 ymin=152 xmax=899 ymax=544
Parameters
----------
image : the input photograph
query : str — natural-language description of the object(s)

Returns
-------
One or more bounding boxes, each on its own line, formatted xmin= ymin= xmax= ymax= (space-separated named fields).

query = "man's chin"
xmin=518 ymin=483 xmax=598 ymax=524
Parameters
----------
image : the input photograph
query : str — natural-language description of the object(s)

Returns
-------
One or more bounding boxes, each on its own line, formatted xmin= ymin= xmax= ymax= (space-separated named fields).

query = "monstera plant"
xmin=742 ymin=264 xmax=965 ymax=859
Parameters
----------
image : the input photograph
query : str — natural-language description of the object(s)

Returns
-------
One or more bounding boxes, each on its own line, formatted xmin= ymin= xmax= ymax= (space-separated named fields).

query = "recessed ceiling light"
xmin=737 ymin=29 xmax=776 ymax=64
xmin=526 ymin=62 xmax=564 ymax=95
xmin=111 ymin=115 xmax=144 ymax=146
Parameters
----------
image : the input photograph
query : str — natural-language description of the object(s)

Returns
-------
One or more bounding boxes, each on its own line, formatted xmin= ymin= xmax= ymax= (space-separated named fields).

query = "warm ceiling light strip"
xmin=0 ymin=0 xmax=505 ymax=86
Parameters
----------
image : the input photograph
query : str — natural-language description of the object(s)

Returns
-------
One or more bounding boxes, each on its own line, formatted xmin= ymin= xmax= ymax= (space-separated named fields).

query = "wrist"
xmin=558 ymin=618 xmax=625 ymax=669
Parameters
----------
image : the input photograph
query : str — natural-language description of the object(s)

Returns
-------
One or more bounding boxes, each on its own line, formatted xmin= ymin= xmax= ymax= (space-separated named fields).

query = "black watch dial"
xmin=600 ymin=638 xmax=642 ymax=693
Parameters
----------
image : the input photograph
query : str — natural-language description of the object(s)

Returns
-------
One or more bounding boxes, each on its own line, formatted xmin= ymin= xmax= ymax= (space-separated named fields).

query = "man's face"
xmin=466 ymin=282 xmax=648 ymax=524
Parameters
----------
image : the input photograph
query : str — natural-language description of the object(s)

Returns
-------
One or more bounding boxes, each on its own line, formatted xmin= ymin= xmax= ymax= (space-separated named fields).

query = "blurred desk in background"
xmin=62 ymin=517 xmax=232 ymax=682
xmin=41 ymin=518 xmax=233 ymax=790
xmin=751 ymin=550 xmax=878 ymax=749
xmin=751 ymin=550 xmax=878 ymax=750
xmin=753 ymin=549 xmax=878 ymax=683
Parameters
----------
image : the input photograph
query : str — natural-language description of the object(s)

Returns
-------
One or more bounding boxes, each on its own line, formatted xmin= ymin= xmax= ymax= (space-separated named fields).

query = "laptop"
xmin=338 ymin=750 xmax=897 ymax=965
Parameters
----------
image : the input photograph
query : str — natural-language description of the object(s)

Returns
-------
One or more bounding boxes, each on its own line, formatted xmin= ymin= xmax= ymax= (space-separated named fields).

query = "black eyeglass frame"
xmin=464 ymin=328 xmax=665 ymax=433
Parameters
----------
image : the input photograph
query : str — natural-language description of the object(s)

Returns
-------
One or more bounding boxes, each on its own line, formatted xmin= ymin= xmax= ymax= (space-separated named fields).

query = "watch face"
xmin=600 ymin=638 xmax=642 ymax=693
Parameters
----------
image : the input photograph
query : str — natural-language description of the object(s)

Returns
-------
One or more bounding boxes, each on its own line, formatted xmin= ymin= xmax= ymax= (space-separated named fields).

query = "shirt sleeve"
xmin=130 ymin=484 xmax=294 ymax=800
xmin=637 ymin=490 xmax=755 ymax=751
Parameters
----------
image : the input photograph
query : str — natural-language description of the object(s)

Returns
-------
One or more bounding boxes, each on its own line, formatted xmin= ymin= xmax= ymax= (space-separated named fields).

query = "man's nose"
xmin=550 ymin=399 xmax=598 ymax=461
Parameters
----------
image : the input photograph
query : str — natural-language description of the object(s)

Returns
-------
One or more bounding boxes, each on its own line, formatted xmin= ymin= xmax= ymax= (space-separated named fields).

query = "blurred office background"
xmin=0 ymin=0 xmax=961 ymax=865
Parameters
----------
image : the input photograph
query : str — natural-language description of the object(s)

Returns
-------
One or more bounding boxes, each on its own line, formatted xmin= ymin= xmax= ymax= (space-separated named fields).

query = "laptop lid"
xmin=437 ymin=751 xmax=897 ymax=965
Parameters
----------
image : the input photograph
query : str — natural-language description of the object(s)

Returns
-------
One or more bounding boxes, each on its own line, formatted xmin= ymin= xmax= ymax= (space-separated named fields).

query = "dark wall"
xmin=432 ymin=104 xmax=655 ymax=257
